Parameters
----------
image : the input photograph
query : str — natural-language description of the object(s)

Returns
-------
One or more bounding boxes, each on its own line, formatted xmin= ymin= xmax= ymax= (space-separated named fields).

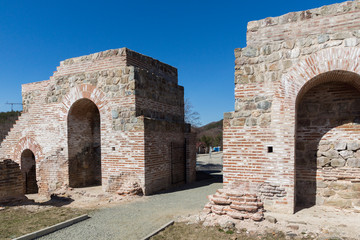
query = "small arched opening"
xmin=21 ymin=149 xmax=38 ymax=194
xmin=68 ymin=98 xmax=101 ymax=188
xmin=295 ymin=70 xmax=360 ymax=210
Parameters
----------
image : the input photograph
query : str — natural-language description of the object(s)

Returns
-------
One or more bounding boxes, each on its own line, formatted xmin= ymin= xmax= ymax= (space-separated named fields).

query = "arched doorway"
xmin=21 ymin=149 xmax=38 ymax=194
xmin=68 ymin=98 xmax=101 ymax=188
xmin=295 ymin=71 xmax=360 ymax=210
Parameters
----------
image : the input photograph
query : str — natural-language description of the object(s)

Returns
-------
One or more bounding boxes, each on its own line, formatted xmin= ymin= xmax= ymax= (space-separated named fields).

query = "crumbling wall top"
xmin=21 ymin=48 xmax=179 ymax=95
xmin=55 ymin=48 xmax=178 ymax=84
xmin=247 ymin=0 xmax=360 ymax=45
xmin=22 ymin=80 xmax=51 ymax=94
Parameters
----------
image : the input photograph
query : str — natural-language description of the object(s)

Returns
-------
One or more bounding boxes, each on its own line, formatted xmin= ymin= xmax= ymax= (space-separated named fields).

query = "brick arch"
xmin=268 ymin=47 xmax=360 ymax=212
xmin=13 ymin=136 xmax=44 ymax=164
xmin=60 ymin=84 xmax=109 ymax=120
xmin=279 ymin=47 xmax=360 ymax=107
xmin=273 ymin=47 xmax=360 ymax=212
xmin=272 ymin=47 xmax=360 ymax=132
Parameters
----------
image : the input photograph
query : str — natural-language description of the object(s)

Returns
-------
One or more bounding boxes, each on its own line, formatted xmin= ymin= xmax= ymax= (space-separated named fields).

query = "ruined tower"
xmin=224 ymin=1 xmax=360 ymax=213
xmin=0 ymin=48 xmax=196 ymax=200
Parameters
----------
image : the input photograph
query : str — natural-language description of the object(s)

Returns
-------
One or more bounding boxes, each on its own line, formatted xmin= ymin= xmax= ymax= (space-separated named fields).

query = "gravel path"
xmin=39 ymin=177 xmax=221 ymax=240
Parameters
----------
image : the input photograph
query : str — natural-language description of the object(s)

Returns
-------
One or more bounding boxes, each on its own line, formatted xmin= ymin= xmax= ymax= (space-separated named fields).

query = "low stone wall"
xmin=317 ymin=141 xmax=360 ymax=168
xmin=204 ymin=188 xmax=264 ymax=221
xmin=0 ymin=159 xmax=24 ymax=203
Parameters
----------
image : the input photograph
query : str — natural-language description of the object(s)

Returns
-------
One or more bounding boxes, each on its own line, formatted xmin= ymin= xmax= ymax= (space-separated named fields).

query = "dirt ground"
xmin=26 ymin=185 xmax=142 ymax=209
xmin=187 ymin=153 xmax=360 ymax=239
xmin=152 ymin=222 xmax=289 ymax=240
xmin=177 ymin=205 xmax=360 ymax=239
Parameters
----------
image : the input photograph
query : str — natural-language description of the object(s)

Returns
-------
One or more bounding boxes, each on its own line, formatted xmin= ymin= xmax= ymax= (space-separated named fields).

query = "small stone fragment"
xmin=287 ymin=224 xmax=300 ymax=230
xmin=266 ymin=215 xmax=277 ymax=223
xmin=251 ymin=212 xmax=263 ymax=221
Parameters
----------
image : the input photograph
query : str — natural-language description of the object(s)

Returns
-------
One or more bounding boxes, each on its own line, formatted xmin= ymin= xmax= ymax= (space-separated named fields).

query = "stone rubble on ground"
xmin=203 ymin=188 xmax=264 ymax=222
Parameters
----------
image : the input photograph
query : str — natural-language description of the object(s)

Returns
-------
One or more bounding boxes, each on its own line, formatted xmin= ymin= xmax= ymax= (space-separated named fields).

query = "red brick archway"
xmin=13 ymin=137 xmax=43 ymax=194
xmin=275 ymin=47 xmax=360 ymax=211
xmin=67 ymin=98 xmax=102 ymax=188
xmin=60 ymin=84 xmax=109 ymax=121
xmin=13 ymin=136 xmax=43 ymax=164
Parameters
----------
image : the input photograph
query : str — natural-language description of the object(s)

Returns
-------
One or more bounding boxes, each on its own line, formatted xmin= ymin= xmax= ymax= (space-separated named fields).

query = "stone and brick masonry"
xmin=219 ymin=0 xmax=360 ymax=215
xmin=0 ymin=48 xmax=196 ymax=202
xmin=0 ymin=159 xmax=24 ymax=203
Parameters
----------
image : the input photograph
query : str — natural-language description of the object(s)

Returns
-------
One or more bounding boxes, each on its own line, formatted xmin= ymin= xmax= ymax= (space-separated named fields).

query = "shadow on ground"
xmin=2 ymin=194 xmax=74 ymax=208
xmin=155 ymin=170 xmax=222 ymax=196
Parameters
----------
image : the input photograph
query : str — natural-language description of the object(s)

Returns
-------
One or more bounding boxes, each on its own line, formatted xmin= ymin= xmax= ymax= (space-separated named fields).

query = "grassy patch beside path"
xmin=0 ymin=207 xmax=89 ymax=240
xmin=151 ymin=222 xmax=313 ymax=240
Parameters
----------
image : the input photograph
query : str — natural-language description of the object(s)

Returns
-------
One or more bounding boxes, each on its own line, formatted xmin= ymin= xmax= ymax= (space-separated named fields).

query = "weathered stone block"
xmin=347 ymin=158 xmax=360 ymax=168
xmin=344 ymin=38 xmax=358 ymax=47
xmin=354 ymin=149 xmax=360 ymax=159
xmin=331 ymin=158 xmax=346 ymax=167
xmin=318 ymin=34 xmax=330 ymax=44
xmin=245 ymin=118 xmax=257 ymax=126
xmin=347 ymin=142 xmax=360 ymax=151
xmin=324 ymin=198 xmax=352 ymax=208
xmin=323 ymin=149 xmax=339 ymax=158
xmin=318 ymin=144 xmax=331 ymax=153
xmin=334 ymin=141 xmax=347 ymax=150
xmin=329 ymin=182 xmax=348 ymax=191
xmin=257 ymin=101 xmax=272 ymax=110
xmin=242 ymin=47 xmax=258 ymax=57
xmin=317 ymin=181 xmax=328 ymax=188
xmin=317 ymin=156 xmax=331 ymax=167
xmin=258 ymin=113 xmax=271 ymax=127
xmin=339 ymin=150 xmax=353 ymax=159
xmin=331 ymin=32 xmax=353 ymax=40
xmin=351 ymin=183 xmax=360 ymax=192
xmin=338 ymin=191 xmax=360 ymax=199
xmin=322 ymin=189 xmax=336 ymax=197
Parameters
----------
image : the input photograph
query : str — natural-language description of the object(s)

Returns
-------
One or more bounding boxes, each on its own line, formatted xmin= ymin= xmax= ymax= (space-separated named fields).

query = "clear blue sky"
xmin=0 ymin=0 xmax=344 ymax=125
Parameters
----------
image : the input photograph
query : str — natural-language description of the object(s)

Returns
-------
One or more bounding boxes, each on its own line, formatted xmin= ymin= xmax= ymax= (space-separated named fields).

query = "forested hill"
xmin=193 ymin=119 xmax=223 ymax=148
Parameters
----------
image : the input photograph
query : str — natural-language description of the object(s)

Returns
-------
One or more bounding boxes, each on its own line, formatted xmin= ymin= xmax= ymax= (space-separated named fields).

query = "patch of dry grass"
xmin=151 ymin=222 xmax=313 ymax=240
xmin=0 ymin=206 xmax=89 ymax=240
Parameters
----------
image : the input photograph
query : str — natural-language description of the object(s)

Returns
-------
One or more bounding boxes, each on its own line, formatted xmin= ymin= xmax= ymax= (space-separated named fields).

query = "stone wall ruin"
xmin=223 ymin=0 xmax=360 ymax=214
xmin=0 ymin=48 xmax=196 ymax=200
xmin=0 ymin=159 xmax=24 ymax=203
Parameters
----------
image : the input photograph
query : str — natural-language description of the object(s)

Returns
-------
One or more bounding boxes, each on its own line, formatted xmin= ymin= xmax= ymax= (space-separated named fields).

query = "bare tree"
xmin=184 ymin=98 xmax=201 ymax=127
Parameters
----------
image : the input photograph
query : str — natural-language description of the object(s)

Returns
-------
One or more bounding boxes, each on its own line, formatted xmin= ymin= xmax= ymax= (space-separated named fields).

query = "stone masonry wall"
xmin=0 ymin=48 xmax=195 ymax=197
xmin=224 ymin=0 xmax=360 ymax=213
xmin=144 ymin=119 xmax=196 ymax=194
xmin=0 ymin=159 xmax=24 ymax=203
xmin=296 ymin=81 xmax=360 ymax=208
